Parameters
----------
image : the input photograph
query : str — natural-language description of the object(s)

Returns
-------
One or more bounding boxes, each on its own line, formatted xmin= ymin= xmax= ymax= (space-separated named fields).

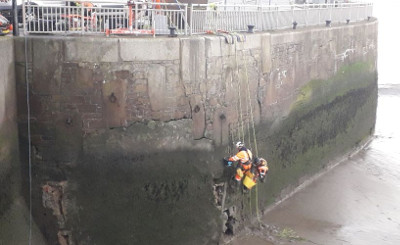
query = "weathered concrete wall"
xmin=0 ymin=37 xmax=16 ymax=214
xmin=0 ymin=38 xmax=27 ymax=243
xmin=13 ymin=20 xmax=378 ymax=245
xmin=0 ymin=36 xmax=46 ymax=245
xmin=0 ymin=36 xmax=19 ymax=242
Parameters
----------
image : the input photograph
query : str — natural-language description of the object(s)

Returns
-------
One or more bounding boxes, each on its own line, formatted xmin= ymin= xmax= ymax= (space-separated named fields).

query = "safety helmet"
xmin=255 ymin=157 xmax=267 ymax=166
xmin=235 ymin=141 xmax=244 ymax=149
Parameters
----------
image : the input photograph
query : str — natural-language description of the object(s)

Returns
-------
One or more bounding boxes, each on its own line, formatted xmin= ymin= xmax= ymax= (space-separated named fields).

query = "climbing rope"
xmin=234 ymin=39 xmax=245 ymax=144
xmin=24 ymin=26 xmax=33 ymax=245
xmin=235 ymin=42 xmax=262 ymax=223
xmin=242 ymin=48 xmax=261 ymax=223
xmin=243 ymin=49 xmax=258 ymax=157
xmin=224 ymin=32 xmax=261 ymax=223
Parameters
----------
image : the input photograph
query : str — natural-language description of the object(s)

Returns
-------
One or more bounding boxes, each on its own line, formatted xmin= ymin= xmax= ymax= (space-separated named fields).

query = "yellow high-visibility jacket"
xmin=229 ymin=148 xmax=253 ymax=165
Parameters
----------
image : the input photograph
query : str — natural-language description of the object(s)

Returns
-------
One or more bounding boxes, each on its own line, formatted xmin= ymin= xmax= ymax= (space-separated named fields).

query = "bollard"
xmin=367 ymin=16 xmax=371 ymax=21
xmin=247 ymin=25 xmax=255 ymax=33
xmin=293 ymin=21 xmax=297 ymax=29
xmin=326 ymin=20 xmax=331 ymax=27
xmin=346 ymin=19 xmax=350 ymax=24
xmin=168 ymin=26 xmax=177 ymax=37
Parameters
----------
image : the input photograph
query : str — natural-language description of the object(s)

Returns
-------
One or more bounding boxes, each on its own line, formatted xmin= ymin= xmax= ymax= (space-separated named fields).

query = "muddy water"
xmin=226 ymin=85 xmax=400 ymax=245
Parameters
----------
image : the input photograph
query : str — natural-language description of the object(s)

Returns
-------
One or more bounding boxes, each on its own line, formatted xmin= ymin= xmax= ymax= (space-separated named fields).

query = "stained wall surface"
xmin=12 ymin=20 xmax=378 ymax=245
xmin=0 ymin=37 xmax=46 ymax=245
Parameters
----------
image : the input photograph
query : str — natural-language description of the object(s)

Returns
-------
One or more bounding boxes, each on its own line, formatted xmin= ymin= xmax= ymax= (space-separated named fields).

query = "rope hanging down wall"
xmin=24 ymin=31 xmax=33 ymax=245
xmin=226 ymin=32 xmax=262 ymax=223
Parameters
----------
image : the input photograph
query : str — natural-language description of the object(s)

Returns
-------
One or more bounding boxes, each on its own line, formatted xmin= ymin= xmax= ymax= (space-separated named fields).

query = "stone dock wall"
xmin=2 ymin=19 xmax=378 ymax=244
xmin=0 ymin=37 xmax=17 ymax=219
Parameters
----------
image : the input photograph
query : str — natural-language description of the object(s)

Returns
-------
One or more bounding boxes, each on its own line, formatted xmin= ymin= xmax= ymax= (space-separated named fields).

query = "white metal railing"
xmin=190 ymin=2 xmax=373 ymax=34
xmin=22 ymin=0 xmax=188 ymax=35
xmin=21 ymin=1 xmax=373 ymax=36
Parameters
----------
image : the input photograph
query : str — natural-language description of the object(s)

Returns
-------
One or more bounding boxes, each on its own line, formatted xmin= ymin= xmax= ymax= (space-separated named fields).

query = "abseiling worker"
xmin=253 ymin=157 xmax=269 ymax=182
xmin=228 ymin=141 xmax=253 ymax=183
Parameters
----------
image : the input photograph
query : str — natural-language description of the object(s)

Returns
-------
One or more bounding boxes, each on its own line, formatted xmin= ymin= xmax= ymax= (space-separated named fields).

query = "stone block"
xmin=115 ymin=70 xmax=131 ymax=80
xmin=77 ymin=104 xmax=98 ymax=113
xmin=212 ymin=108 xmax=230 ymax=146
xmin=61 ymin=64 xmax=95 ymax=96
xmin=87 ymin=118 xmax=105 ymax=130
xmin=220 ymin=41 xmax=237 ymax=57
xmin=53 ymin=113 xmax=82 ymax=162
xmin=32 ymin=38 xmax=63 ymax=95
xmin=13 ymin=37 xmax=33 ymax=63
xmin=190 ymin=95 xmax=205 ymax=140
xmin=53 ymin=95 xmax=85 ymax=105
xmin=242 ymin=34 xmax=261 ymax=51
xmin=261 ymin=33 xmax=272 ymax=74
xmin=181 ymin=37 xmax=206 ymax=85
xmin=120 ymin=38 xmax=179 ymax=61
xmin=205 ymin=36 xmax=222 ymax=58
xmin=206 ymin=57 xmax=223 ymax=81
xmin=102 ymin=79 xmax=128 ymax=128
xmin=148 ymin=64 xmax=166 ymax=112
xmin=64 ymin=37 xmax=119 ymax=63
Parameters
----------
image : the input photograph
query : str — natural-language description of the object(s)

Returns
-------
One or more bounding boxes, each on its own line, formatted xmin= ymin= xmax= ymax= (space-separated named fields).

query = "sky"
xmin=372 ymin=0 xmax=400 ymax=84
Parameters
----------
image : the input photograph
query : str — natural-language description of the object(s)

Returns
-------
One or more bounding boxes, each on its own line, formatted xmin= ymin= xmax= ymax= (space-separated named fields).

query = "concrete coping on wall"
xmin=12 ymin=19 xmax=377 ymax=64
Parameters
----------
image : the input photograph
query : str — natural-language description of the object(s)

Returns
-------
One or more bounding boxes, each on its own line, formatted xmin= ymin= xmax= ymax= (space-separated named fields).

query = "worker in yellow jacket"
xmin=228 ymin=141 xmax=253 ymax=182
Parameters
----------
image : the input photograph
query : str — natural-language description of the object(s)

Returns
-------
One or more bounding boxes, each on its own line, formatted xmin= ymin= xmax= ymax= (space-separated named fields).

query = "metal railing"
xmin=20 ymin=1 xmax=372 ymax=36
xmin=190 ymin=2 xmax=373 ymax=34
xmin=22 ymin=0 xmax=189 ymax=35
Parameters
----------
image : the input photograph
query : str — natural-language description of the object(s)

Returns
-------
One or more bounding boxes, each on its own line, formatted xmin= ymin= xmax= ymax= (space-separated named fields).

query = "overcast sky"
xmin=372 ymin=0 xmax=400 ymax=84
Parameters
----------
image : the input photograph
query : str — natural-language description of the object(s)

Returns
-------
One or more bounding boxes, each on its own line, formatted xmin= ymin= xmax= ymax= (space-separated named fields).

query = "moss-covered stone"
xmin=253 ymin=62 xmax=378 ymax=209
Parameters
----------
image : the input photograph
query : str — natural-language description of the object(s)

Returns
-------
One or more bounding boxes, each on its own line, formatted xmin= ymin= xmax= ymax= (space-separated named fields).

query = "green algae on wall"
xmin=254 ymin=62 xmax=378 ymax=208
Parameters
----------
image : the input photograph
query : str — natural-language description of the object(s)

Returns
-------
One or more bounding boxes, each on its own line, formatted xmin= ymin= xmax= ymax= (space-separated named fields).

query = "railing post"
xmin=258 ymin=6 xmax=262 ymax=32
xmin=189 ymin=4 xmax=193 ymax=35
xmin=185 ymin=4 xmax=188 ymax=35
xmin=81 ymin=2 xmax=84 ymax=34
xmin=356 ymin=3 xmax=359 ymax=21
xmin=22 ymin=0 xmax=26 ymax=35
xmin=135 ymin=3 xmax=138 ymax=30
xmin=306 ymin=4 xmax=308 ymax=27
xmin=292 ymin=4 xmax=294 ymax=29
xmin=349 ymin=3 xmax=352 ymax=22
xmin=318 ymin=5 xmax=320 ymax=26
xmin=152 ymin=6 xmax=155 ymax=37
